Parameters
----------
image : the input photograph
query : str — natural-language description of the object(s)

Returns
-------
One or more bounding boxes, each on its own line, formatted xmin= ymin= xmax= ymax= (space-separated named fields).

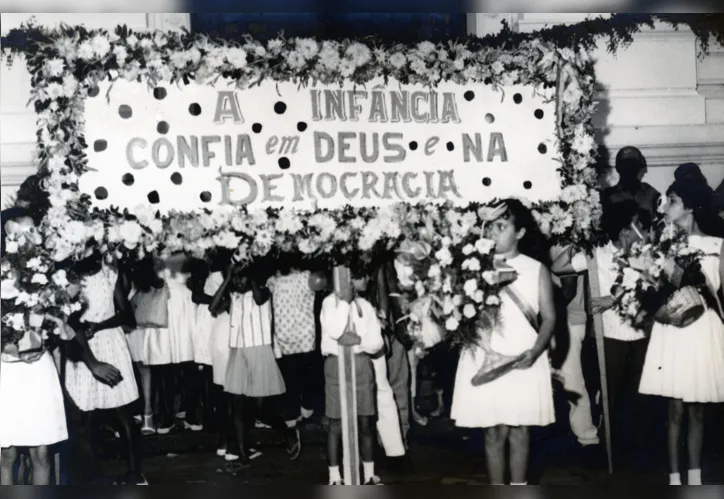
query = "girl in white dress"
xmin=0 ymin=211 xmax=68 ymax=485
xmin=64 ymin=251 xmax=146 ymax=485
xmin=189 ymin=252 xmax=234 ymax=456
xmin=451 ymin=199 xmax=557 ymax=485
xmin=144 ymin=255 xmax=201 ymax=433
xmin=639 ymin=178 xmax=724 ymax=485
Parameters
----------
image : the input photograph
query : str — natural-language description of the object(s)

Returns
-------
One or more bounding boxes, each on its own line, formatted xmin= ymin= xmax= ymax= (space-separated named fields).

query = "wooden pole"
xmin=586 ymin=254 xmax=614 ymax=474
xmin=333 ymin=266 xmax=361 ymax=485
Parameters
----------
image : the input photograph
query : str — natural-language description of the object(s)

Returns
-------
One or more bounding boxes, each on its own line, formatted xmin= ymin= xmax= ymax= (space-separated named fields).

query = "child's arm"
xmin=209 ymin=267 xmax=233 ymax=317
xmin=358 ymin=300 xmax=385 ymax=355
xmin=320 ymin=296 xmax=351 ymax=341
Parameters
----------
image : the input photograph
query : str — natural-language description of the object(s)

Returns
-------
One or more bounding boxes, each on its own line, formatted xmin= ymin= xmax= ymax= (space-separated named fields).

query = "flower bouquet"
xmin=611 ymin=225 xmax=713 ymax=330
xmin=1 ymin=217 xmax=83 ymax=361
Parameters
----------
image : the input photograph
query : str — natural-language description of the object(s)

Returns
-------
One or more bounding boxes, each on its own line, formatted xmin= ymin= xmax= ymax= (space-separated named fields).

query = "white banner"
xmin=80 ymin=77 xmax=561 ymax=212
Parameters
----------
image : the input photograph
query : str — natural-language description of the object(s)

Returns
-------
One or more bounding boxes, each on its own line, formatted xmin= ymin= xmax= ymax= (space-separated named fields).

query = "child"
xmin=0 ymin=211 xmax=68 ymax=485
xmin=451 ymin=199 xmax=557 ymax=486
xmin=210 ymin=260 xmax=301 ymax=467
xmin=320 ymin=272 xmax=385 ymax=485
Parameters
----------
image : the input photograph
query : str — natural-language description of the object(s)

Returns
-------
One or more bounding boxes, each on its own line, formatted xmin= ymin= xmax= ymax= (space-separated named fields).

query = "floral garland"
xmin=0 ymin=22 xmax=603 ymax=350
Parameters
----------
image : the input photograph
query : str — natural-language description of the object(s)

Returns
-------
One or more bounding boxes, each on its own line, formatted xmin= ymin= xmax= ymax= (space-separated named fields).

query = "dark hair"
xmin=601 ymin=200 xmax=640 ymax=241
xmin=500 ymin=198 xmax=550 ymax=266
xmin=16 ymin=175 xmax=50 ymax=226
xmin=131 ymin=257 xmax=160 ymax=292
xmin=666 ymin=177 xmax=717 ymax=236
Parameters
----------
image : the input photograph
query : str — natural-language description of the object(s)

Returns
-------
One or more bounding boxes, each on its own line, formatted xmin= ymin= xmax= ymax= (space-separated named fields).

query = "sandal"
xmin=141 ymin=415 xmax=156 ymax=436
xmin=286 ymin=428 xmax=302 ymax=461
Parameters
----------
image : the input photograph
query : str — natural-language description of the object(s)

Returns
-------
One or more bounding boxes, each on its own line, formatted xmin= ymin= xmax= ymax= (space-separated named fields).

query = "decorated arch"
xmin=1 ymin=22 xmax=603 ymax=350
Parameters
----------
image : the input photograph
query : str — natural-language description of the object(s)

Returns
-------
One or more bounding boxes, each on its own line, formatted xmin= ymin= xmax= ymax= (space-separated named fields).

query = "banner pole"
xmin=333 ymin=266 xmax=361 ymax=485
xmin=587 ymin=254 xmax=614 ymax=474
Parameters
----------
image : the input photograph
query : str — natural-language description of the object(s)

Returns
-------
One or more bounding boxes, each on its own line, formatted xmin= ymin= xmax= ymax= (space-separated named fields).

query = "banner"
xmin=80 ymin=78 xmax=561 ymax=212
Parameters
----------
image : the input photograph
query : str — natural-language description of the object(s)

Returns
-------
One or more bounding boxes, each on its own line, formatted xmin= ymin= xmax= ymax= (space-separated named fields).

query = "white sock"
xmin=669 ymin=472 xmax=681 ymax=485
xmin=688 ymin=469 xmax=702 ymax=486
xmin=329 ymin=466 xmax=342 ymax=484
xmin=510 ymin=482 xmax=528 ymax=486
xmin=362 ymin=461 xmax=375 ymax=482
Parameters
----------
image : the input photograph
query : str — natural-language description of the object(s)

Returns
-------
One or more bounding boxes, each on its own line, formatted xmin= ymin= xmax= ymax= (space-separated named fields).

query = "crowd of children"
xmin=2 ymin=150 xmax=724 ymax=485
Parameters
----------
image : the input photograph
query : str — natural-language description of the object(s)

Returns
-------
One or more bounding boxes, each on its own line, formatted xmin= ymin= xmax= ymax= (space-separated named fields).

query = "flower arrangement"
xmin=1 ymin=217 xmax=83 ymax=352
xmin=610 ymin=226 xmax=714 ymax=330
xmin=0 ymin=22 xmax=604 ymax=351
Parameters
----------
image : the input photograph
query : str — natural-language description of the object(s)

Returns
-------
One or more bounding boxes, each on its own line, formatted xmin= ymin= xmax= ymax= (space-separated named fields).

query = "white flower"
xmin=463 ymin=278 xmax=478 ymax=297
xmin=621 ymin=268 xmax=642 ymax=290
xmin=415 ymin=280 xmax=426 ymax=297
xmin=126 ymin=35 xmax=139 ymax=46
xmin=486 ymin=295 xmax=500 ymax=306
xmin=482 ymin=271 xmax=497 ymax=285
xmin=52 ymin=270 xmax=69 ymax=287
xmin=226 ymin=47 xmax=248 ymax=68
xmin=463 ymin=304 xmax=477 ymax=318
xmin=475 ymin=238 xmax=495 ymax=254
xmin=389 ymin=52 xmax=407 ymax=69
xmin=44 ymin=58 xmax=65 ymax=77
xmin=77 ymin=41 xmax=95 ymax=61
xmin=416 ymin=41 xmax=436 ymax=55
xmin=90 ymin=34 xmax=111 ymax=57
xmin=345 ymin=42 xmax=372 ymax=66
xmin=434 ymin=247 xmax=453 ymax=267
xmin=32 ymin=273 xmax=48 ymax=285
xmin=462 ymin=257 xmax=481 ymax=272
xmin=27 ymin=257 xmax=43 ymax=270
xmin=452 ymin=294 xmax=463 ymax=306
xmin=473 ymin=290 xmax=484 ymax=303
xmin=45 ymin=82 xmax=63 ymax=100
xmin=296 ymin=38 xmax=319 ymax=58
xmin=442 ymin=275 xmax=452 ymax=293
xmin=462 ymin=244 xmax=475 ymax=255
xmin=491 ymin=61 xmax=505 ymax=74
xmin=1 ymin=278 xmax=19 ymax=299
xmin=427 ymin=264 xmax=441 ymax=278
xmin=445 ymin=317 xmax=459 ymax=331
xmin=5 ymin=241 xmax=18 ymax=253
xmin=62 ymin=74 xmax=78 ymax=98
xmin=253 ymin=45 xmax=267 ymax=57
xmin=442 ymin=296 xmax=455 ymax=315
xmin=119 ymin=220 xmax=143 ymax=249
xmin=139 ymin=38 xmax=154 ymax=50
xmin=285 ymin=51 xmax=306 ymax=69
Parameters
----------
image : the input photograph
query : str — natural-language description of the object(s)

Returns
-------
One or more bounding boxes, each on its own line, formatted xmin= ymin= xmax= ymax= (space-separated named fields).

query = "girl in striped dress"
xmin=209 ymin=259 xmax=301 ymax=467
xmin=64 ymin=251 xmax=146 ymax=485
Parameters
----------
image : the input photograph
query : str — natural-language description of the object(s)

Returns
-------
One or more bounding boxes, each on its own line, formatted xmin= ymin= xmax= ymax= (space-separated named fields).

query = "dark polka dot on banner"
xmin=523 ymin=181 xmax=532 ymax=189
xmin=170 ymin=172 xmax=183 ymax=185
xmin=485 ymin=113 xmax=495 ymax=124
xmin=153 ymin=87 xmax=167 ymax=100
xmin=446 ymin=141 xmax=455 ymax=151
xmin=513 ymin=93 xmax=523 ymax=104
xmin=278 ymin=157 xmax=291 ymax=170
xmin=94 ymin=186 xmax=108 ymax=200
xmin=482 ymin=177 xmax=492 ymax=187
xmin=87 ymin=86 xmax=100 ymax=98
xmin=200 ymin=191 xmax=212 ymax=203
xmin=409 ymin=141 xmax=418 ymax=151
xmin=118 ymin=105 xmax=133 ymax=119
xmin=188 ymin=103 xmax=202 ymax=116
xmin=534 ymin=109 xmax=544 ymax=119
xmin=274 ymin=101 xmax=287 ymax=114
xmin=93 ymin=140 xmax=107 ymax=152
xmin=121 ymin=173 xmax=135 ymax=186
xmin=297 ymin=121 xmax=308 ymax=132
xmin=464 ymin=90 xmax=475 ymax=101
xmin=147 ymin=190 xmax=160 ymax=204
xmin=157 ymin=121 xmax=170 ymax=134
xmin=538 ymin=143 xmax=548 ymax=154
xmin=252 ymin=123 xmax=263 ymax=133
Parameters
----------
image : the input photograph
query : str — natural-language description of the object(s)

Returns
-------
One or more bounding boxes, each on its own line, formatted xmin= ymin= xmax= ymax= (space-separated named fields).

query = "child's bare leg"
xmin=485 ymin=425 xmax=509 ymax=485
xmin=359 ymin=415 xmax=378 ymax=482
xmin=28 ymin=445 xmax=51 ymax=485
xmin=327 ymin=418 xmax=343 ymax=483
xmin=0 ymin=447 xmax=17 ymax=485
xmin=668 ymin=399 xmax=684 ymax=474
xmin=509 ymin=426 xmax=530 ymax=484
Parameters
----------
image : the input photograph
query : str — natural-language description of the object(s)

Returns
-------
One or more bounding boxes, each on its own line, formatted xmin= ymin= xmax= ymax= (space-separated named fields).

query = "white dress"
xmin=0 ymin=351 xmax=68 ymax=447
xmin=451 ymin=254 xmax=555 ymax=428
xmin=193 ymin=271 xmax=224 ymax=366
xmin=143 ymin=269 xmax=196 ymax=365
xmin=639 ymin=235 xmax=724 ymax=403
xmin=65 ymin=265 xmax=139 ymax=411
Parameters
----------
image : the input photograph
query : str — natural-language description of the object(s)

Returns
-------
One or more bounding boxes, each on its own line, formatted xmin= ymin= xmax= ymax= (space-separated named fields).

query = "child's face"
xmin=352 ymin=277 xmax=369 ymax=292
xmin=489 ymin=213 xmax=524 ymax=255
